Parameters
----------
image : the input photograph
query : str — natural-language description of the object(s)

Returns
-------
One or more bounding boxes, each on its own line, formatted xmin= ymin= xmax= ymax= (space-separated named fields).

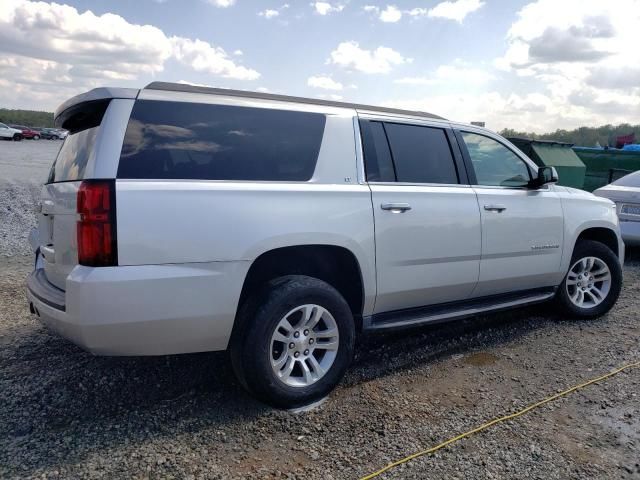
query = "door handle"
xmin=381 ymin=202 xmax=412 ymax=213
xmin=484 ymin=204 xmax=507 ymax=212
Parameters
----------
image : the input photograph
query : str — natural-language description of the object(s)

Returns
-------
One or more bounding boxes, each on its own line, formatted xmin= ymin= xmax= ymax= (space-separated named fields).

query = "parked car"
xmin=0 ymin=122 xmax=22 ymax=140
xmin=594 ymin=170 xmax=640 ymax=245
xmin=37 ymin=127 xmax=64 ymax=140
xmin=52 ymin=128 xmax=68 ymax=139
xmin=9 ymin=124 xmax=40 ymax=139
xmin=27 ymin=83 xmax=624 ymax=408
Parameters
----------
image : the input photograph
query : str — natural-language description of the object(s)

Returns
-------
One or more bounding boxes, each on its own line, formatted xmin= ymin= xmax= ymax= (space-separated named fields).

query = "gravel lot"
xmin=1 ymin=142 xmax=639 ymax=479
xmin=0 ymin=140 xmax=61 ymax=257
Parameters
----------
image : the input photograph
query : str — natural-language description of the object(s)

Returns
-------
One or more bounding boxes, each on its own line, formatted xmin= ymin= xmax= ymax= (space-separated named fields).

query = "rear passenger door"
xmin=360 ymin=117 xmax=482 ymax=314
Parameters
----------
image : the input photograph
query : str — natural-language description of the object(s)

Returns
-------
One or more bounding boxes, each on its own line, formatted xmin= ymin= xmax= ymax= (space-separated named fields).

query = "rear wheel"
xmin=555 ymin=240 xmax=622 ymax=318
xmin=12 ymin=134 xmax=22 ymax=141
xmin=33 ymin=134 xmax=40 ymax=140
xmin=230 ymin=275 xmax=355 ymax=408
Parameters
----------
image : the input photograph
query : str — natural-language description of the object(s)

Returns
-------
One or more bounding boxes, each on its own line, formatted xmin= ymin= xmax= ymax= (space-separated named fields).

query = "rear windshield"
xmin=117 ymin=100 xmax=326 ymax=181
xmin=47 ymin=127 xmax=98 ymax=183
xmin=47 ymin=99 xmax=109 ymax=183
xmin=612 ymin=170 xmax=640 ymax=187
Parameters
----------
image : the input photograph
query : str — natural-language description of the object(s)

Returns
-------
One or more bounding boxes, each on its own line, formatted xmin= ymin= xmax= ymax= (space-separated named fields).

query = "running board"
xmin=364 ymin=288 xmax=556 ymax=332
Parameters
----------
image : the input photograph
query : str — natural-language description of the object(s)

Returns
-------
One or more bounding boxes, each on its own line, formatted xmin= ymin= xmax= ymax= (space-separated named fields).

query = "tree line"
xmin=0 ymin=109 xmax=54 ymax=128
xmin=499 ymin=124 xmax=640 ymax=148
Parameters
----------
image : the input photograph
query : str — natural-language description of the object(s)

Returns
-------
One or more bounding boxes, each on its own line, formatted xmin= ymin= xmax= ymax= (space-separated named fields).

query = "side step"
xmin=364 ymin=287 xmax=556 ymax=332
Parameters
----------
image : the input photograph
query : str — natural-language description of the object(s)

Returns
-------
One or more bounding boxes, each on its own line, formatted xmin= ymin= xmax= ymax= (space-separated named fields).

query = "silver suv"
xmin=27 ymin=82 xmax=624 ymax=407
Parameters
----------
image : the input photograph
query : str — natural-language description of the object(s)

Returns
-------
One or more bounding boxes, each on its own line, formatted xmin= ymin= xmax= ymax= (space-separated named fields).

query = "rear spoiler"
xmin=54 ymin=87 xmax=139 ymax=130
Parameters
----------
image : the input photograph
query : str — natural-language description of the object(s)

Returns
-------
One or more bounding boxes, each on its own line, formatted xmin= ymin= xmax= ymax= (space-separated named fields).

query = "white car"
xmin=27 ymin=83 xmax=624 ymax=407
xmin=0 ymin=122 xmax=23 ymax=140
xmin=594 ymin=170 xmax=640 ymax=245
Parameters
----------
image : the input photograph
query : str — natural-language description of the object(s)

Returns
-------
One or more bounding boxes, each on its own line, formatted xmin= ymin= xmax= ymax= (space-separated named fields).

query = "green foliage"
xmin=499 ymin=124 xmax=640 ymax=148
xmin=0 ymin=109 xmax=54 ymax=127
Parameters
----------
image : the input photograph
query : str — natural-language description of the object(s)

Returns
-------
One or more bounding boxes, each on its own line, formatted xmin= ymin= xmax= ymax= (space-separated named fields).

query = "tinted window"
xmin=360 ymin=120 xmax=395 ymax=182
xmin=47 ymin=127 xmax=98 ymax=183
xmin=383 ymin=123 xmax=458 ymax=184
xmin=117 ymin=101 xmax=326 ymax=181
xmin=461 ymin=132 xmax=531 ymax=187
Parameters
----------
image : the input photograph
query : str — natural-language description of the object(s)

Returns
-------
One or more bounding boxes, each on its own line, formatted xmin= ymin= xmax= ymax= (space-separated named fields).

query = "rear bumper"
xmin=27 ymin=261 xmax=249 ymax=356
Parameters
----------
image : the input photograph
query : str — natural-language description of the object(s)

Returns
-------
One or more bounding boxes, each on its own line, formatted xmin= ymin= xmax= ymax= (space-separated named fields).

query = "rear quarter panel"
xmin=115 ymin=107 xmax=377 ymax=315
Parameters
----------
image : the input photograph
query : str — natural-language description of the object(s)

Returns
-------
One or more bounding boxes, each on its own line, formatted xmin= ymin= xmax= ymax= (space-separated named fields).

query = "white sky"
xmin=0 ymin=0 xmax=638 ymax=132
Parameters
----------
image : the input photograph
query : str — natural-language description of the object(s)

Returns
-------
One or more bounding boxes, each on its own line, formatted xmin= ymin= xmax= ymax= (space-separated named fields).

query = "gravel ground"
xmin=0 ymin=140 xmax=61 ymax=257
xmin=1 ymin=143 xmax=639 ymax=479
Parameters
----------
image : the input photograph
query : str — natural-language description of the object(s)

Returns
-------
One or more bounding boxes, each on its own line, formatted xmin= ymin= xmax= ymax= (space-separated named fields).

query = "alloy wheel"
xmin=566 ymin=256 xmax=611 ymax=308
xmin=269 ymin=304 xmax=339 ymax=388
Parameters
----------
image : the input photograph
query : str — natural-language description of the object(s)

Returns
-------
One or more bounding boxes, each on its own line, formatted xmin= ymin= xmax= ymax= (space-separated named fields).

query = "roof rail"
xmin=144 ymin=81 xmax=445 ymax=120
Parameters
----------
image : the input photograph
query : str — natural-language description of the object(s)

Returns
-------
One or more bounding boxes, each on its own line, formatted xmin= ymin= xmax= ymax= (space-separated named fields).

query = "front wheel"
xmin=33 ymin=135 xmax=40 ymax=140
xmin=230 ymin=275 xmax=355 ymax=408
xmin=12 ymin=134 xmax=22 ymax=141
xmin=555 ymin=240 xmax=622 ymax=319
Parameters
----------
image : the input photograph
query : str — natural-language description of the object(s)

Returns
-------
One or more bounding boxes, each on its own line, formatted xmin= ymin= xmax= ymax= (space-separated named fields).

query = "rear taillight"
xmin=77 ymin=180 xmax=117 ymax=267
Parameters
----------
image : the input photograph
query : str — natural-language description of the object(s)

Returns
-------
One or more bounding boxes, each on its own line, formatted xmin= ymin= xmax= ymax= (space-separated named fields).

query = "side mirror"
xmin=530 ymin=166 xmax=558 ymax=188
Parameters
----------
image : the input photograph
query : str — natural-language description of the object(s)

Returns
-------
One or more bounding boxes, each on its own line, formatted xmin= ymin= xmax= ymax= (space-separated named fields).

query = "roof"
xmin=144 ymin=81 xmax=445 ymax=120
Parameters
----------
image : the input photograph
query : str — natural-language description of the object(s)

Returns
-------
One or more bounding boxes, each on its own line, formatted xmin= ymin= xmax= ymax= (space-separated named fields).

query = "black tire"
xmin=13 ymin=134 xmax=22 ymax=141
xmin=555 ymin=240 xmax=622 ymax=319
xmin=230 ymin=275 xmax=355 ymax=408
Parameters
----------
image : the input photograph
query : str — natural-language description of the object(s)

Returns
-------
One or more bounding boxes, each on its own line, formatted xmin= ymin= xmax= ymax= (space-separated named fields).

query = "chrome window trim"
xmin=367 ymin=181 xmax=471 ymax=188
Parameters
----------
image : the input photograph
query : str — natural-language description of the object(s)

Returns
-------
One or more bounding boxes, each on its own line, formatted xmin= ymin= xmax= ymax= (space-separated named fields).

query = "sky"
xmin=0 ymin=0 xmax=638 ymax=132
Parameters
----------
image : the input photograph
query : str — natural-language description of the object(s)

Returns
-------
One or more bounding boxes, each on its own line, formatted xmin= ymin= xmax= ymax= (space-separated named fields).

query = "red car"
xmin=9 ymin=124 xmax=40 ymax=139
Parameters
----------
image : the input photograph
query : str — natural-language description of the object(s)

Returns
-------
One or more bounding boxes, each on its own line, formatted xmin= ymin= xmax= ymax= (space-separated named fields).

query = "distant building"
xmin=470 ymin=121 xmax=485 ymax=127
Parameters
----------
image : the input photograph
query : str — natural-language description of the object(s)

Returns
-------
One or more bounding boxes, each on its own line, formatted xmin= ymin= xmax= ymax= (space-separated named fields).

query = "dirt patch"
xmin=463 ymin=351 xmax=499 ymax=367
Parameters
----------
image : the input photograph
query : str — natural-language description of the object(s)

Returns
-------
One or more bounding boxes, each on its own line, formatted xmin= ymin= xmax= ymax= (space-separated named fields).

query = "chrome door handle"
xmin=484 ymin=204 xmax=506 ymax=212
xmin=381 ymin=203 xmax=412 ymax=213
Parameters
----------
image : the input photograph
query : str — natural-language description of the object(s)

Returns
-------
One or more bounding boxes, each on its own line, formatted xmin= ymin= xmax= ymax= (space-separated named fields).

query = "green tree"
xmin=0 ymin=109 xmax=54 ymax=127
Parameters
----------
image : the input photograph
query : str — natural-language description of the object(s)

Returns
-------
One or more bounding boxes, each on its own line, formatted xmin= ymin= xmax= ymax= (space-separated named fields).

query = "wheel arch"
xmin=575 ymin=227 xmax=620 ymax=258
xmin=236 ymin=244 xmax=367 ymax=329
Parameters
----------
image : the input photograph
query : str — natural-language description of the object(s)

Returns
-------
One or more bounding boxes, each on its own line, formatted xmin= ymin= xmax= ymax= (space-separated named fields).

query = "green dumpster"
xmin=508 ymin=138 xmax=586 ymax=189
xmin=572 ymin=147 xmax=640 ymax=192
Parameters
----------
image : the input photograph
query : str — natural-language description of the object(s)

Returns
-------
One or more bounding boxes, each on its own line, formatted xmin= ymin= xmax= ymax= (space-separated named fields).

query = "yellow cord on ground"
xmin=360 ymin=360 xmax=640 ymax=480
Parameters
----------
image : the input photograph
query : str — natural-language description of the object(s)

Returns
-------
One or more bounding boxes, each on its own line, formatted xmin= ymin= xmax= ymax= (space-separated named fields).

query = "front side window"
xmin=461 ymin=132 xmax=531 ymax=187
xmin=117 ymin=101 xmax=326 ymax=181
xmin=381 ymin=123 xmax=458 ymax=184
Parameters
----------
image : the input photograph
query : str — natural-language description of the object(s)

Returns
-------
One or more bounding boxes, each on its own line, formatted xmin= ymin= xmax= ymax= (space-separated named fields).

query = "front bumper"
xmin=27 ymin=261 xmax=249 ymax=356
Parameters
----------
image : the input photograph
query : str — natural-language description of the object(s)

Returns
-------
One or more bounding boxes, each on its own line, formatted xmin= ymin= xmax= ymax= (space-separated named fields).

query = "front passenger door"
xmin=457 ymin=131 xmax=564 ymax=297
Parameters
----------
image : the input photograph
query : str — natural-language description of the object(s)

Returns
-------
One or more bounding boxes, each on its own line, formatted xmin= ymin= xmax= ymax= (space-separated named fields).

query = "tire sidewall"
xmin=557 ymin=240 xmax=622 ymax=318
xmin=239 ymin=277 xmax=355 ymax=407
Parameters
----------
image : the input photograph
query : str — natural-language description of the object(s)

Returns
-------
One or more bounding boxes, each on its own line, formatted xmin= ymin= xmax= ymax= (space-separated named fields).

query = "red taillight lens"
xmin=77 ymin=180 xmax=117 ymax=267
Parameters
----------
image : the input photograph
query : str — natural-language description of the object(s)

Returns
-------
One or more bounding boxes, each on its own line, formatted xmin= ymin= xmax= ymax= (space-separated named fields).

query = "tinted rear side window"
xmin=384 ymin=123 xmax=458 ymax=184
xmin=360 ymin=120 xmax=395 ymax=182
xmin=117 ymin=100 xmax=326 ymax=181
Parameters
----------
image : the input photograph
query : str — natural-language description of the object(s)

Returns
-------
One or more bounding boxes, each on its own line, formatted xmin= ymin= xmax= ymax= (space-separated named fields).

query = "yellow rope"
xmin=360 ymin=360 xmax=640 ymax=480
